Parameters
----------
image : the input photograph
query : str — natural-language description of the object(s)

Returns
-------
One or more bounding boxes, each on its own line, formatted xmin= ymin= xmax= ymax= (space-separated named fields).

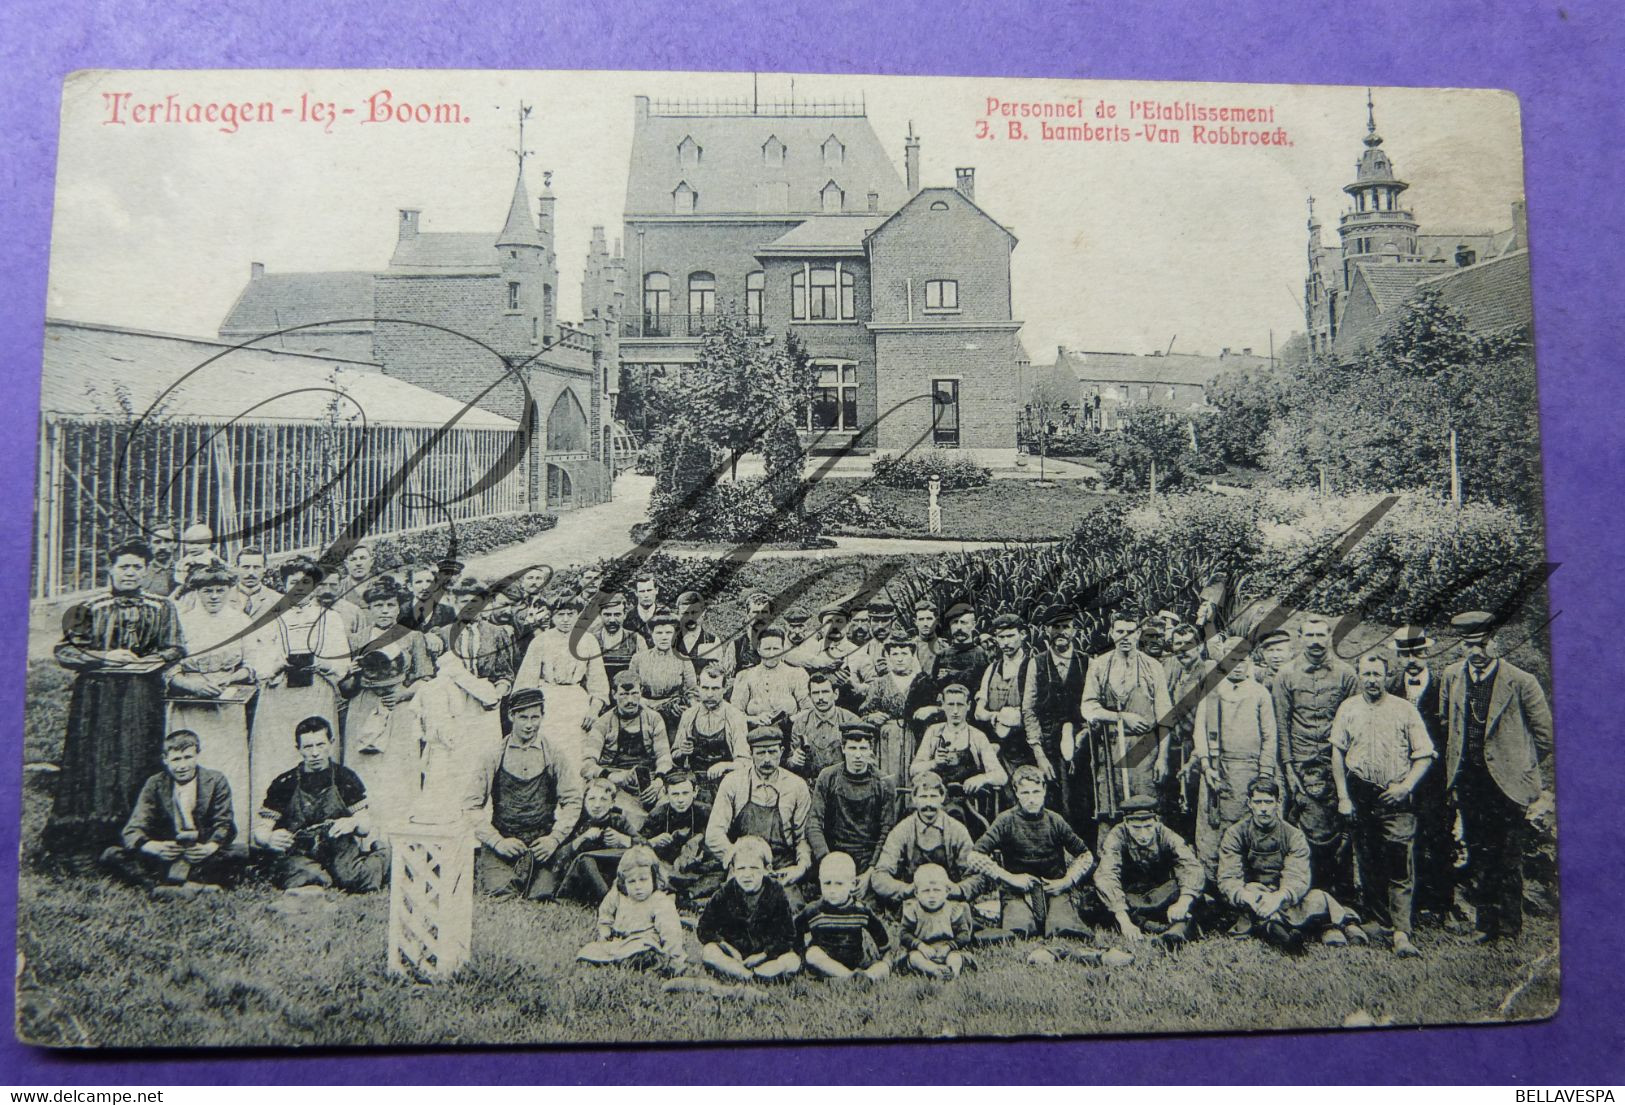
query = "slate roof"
xmin=757 ymin=215 xmax=886 ymax=254
xmin=625 ymin=105 xmax=906 ymax=217
xmin=1353 ymin=264 xmax=1439 ymax=312
xmin=1057 ymin=348 xmax=1266 ymax=389
xmin=218 ymin=272 xmax=376 ymax=336
xmin=41 ymin=320 xmax=517 ymax=430
xmin=387 ymin=231 xmax=502 ymax=272
xmin=496 ymin=167 xmax=543 ymax=249
xmin=1417 ymin=249 xmax=1533 ymax=334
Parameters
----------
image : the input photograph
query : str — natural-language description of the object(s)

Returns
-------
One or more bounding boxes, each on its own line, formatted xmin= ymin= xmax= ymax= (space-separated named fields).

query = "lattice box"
xmin=387 ymin=823 xmax=475 ymax=981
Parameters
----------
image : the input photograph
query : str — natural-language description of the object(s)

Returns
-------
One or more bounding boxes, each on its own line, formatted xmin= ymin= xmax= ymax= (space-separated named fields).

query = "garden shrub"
xmin=871 ymin=450 xmax=992 ymax=490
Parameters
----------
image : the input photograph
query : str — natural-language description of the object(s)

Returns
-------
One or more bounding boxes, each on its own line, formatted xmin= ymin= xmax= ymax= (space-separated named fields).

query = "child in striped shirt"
xmin=796 ymin=851 xmax=891 ymax=981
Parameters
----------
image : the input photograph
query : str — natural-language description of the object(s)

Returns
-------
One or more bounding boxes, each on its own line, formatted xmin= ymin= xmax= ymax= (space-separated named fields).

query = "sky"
xmin=45 ymin=69 xmax=1525 ymax=364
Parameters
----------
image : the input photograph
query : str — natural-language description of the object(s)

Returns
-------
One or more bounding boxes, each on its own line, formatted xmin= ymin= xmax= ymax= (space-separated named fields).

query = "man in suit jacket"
xmin=1388 ymin=626 xmax=1457 ymax=925
xmin=100 ymin=729 xmax=246 ymax=893
xmin=1440 ymin=611 xmax=1554 ymax=943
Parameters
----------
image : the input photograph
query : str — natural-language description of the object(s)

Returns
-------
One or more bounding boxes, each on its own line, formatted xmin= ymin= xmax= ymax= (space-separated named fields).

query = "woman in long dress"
xmin=246 ymin=556 xmax=351 ymax=814
xmin=857 ymin=631 xmax=936 ymax=788
xmin=514 ymin=594 xmax=609 ymax=756
xmin=45 ymin=539 xmax=184 ymax=856
xmin=169 ymin=562 xmax=258 ymax=841
xmin=624 ymin=610 xmax=696 ymax=734
xmin=342 ymin=580 xmax=436 ymax=830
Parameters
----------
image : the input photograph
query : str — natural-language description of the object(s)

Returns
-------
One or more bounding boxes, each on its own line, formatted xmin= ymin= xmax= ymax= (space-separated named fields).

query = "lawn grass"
xmin=15 ymin=782 xmax=1558 ymax=1050
xmin=16 ymin=551 xmax=1561 ymax=1049
xmin=806 ymin=480 xmax=1115 ymax=541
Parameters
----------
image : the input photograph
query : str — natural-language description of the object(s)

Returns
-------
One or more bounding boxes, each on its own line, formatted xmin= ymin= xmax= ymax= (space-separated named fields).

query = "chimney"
xmin=250 ymin=261 xmax=265 ymax=280
xmin=904 ymin=121 xmax=921 ymax=195
xmin=1512 ymin=199 xmax=1528 ymax=250
xmin=1057 ymin=345 xmax=1066 ymax=359
xmin=1242 ymin=347 xmax=1253 ymax=356
xmin=867 ymin=190 xmax=879 ymax=213
xmin=1220 ymin=347 xmax=1231 ymax=357
xmin=398 ymin=209 xmax=420 ymax=239
xmin=955 ymin=167 xmax=975 ymax=202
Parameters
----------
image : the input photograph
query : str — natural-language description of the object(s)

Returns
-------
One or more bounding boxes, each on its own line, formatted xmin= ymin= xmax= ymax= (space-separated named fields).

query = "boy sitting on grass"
xmin=643 ymin=770 xmax=719 ymax=907
xmin=973 ymin=765 xmax=1096 ymax=939
xmin=898 ymin=863 xmax=973 ymax=979
xmin=101 ymin=729 xmax=246 ymax=895
xmin=796 ymin=851 xmax=892 ymax=982
xmin=696 ymin=835 xmax=802 ymax=982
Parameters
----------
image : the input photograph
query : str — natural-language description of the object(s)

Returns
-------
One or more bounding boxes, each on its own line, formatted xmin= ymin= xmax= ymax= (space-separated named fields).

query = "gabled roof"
xmin=387 ymin=231 xmax=501 ymax=272
xmin=41 ymin=320 xmax=516 ymax=431
xmin=866 ymin=186 xmax=1017 ymax=247
xmin=1351 ymin=263 xmax=1438 ymax=312
xmin=624 ymin=106 xmax=905 ymax=217
xmin=756 ymin=215 xmax=886 ymax=255
xmin=218 ymin=271 xmax=376 ymax=336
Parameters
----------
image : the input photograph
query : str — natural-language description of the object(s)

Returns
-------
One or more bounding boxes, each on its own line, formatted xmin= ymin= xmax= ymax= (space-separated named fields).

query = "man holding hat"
xmin=1091 ymin=794 xmax=1207 ymax=946
xmin=462 ymin=685 xmax=583 ymax=899
xmin=1270 ymin=615 xmax=1358 ymax=898
xmin=705 ymin=726 xmax=814 ymax=909
xmin=806 ymin=721 xmax=898 ymax=895
xmin=1388 ymin=625 xmax=1457 ymax=925
xmin=1440 ymin=611 xmax=1553 ymax=943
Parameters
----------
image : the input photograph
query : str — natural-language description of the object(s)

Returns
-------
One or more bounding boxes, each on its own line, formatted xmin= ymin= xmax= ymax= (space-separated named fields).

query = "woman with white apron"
xmin=514 ymin=594 xmax=608 ymax=757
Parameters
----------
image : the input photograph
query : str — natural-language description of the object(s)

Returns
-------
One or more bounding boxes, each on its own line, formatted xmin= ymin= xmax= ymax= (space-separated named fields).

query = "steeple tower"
xmin=496 ymin=103 xmax=551 ymax=350
xmin=1335 ymin=90 xmax=1419 ymax=285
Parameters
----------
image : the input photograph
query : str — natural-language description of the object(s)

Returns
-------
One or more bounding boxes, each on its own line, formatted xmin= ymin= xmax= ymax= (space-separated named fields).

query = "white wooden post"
xmin=388 ymin=820 xmax=476 ymax=981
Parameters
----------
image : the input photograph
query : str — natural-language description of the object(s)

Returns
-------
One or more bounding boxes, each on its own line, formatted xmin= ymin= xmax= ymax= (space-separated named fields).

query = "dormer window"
xmin=677 ymin=136 xmax=702 ymax=167
xmin=821 ymin=135 xmax=844 ymax=166
xmin=820 ymin=180 xmax=844 ymax=214
xmin=673 ymin=181 xmax=696 ymax=214
xmin=762 ymin=135 xmax=785 ymax=166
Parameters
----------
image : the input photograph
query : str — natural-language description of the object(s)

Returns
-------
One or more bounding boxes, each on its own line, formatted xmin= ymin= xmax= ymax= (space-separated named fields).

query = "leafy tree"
xmin=1205 ymin=362 xmax=1287 ymax=468
xmin=1264 ymin=291 xmax=1540 ymax=513
xmin=1101 ymin=404 xmax=1224 ymax=492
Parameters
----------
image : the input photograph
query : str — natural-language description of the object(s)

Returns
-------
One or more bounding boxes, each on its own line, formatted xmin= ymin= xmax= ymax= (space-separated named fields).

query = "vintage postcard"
xmin=18 ymin=69 xmax=1555 ymax=1048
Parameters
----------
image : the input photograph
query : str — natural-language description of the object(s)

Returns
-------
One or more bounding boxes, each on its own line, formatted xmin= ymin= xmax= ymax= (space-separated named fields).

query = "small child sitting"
xmin=973 ymin=765 xmax=1096 ymax=939
xmin=796 ymin=851 xmax=892 ymax=981
xmin=696 ymin=835 xmax=802 ymax=982
xmin=552 ymin=776 xmax=641 ymax=903
xmin=577 ymin=845 xmax=689 ymax=974
xmin=898 ymin=863 xmax=973 ymax=979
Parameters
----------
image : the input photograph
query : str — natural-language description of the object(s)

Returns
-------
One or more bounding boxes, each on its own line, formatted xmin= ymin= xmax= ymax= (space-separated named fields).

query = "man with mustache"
xmin=933 ymin=602 xmax=990 ymax=705
xmin=1080 ymin=613 xmax=1173 ymax=842
xmin=1387 ymin=625 xmax=1457 ymax=926
xmin=1440 ymin=610 xmax=1553 ymax=944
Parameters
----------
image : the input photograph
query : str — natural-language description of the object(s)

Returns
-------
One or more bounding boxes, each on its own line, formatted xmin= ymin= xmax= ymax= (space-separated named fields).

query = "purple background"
xmin=1 ymin=0 xmax=1621 ymax=1085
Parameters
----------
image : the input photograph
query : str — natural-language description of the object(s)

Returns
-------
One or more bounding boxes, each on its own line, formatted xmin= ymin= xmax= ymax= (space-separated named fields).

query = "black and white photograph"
xmin=17 ymin=69 xmax=1556 ymax=1048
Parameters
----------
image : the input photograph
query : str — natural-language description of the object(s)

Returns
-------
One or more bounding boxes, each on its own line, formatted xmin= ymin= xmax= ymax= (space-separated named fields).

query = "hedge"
xmin=272 ymin=511 xmax=559 ymax=574
xmin=871 ymin=450 xmax=992 ymax=490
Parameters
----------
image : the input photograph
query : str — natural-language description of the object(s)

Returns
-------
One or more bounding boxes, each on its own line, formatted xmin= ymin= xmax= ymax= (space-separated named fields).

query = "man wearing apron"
xmin=672 ymin=664 xmax=751 ymax=803
xmin=975 ymin=612 xmax=1046 ymax=779
xmin=705 ymin=727 xmax=813 ymax=911
xmin=1080 ymin=614 xmax=1174 ymax=846
xmin=462 ymin=686 xmax=583 ymax=899
xmin=581 ymin=671 xmax=673 ymax=831
xmin=870 ymin=770 xmax=991 ymax=910
xmin=909 ymin=683 xmax=1007 ymax=837
xmin=254 ymin=715 xmax=387 ymax=893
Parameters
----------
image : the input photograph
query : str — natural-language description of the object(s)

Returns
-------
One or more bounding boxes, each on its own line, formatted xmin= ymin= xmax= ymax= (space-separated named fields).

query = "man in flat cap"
xmin=462 ymin=685 xmax=584 ymax=899
xmin=787 ymin=604 xmax=860 ymax=708
xmin=1440 ymin=611 xmax=1553 ymax=943
xmin=1252 ymin=627 xmax=1295 ymax=689
xmin=705 ymin=726 xmax=814 ymax=910
xmin=1029 ymin=604 xmax=1088 ymax=828
xmin=1270 ymin=615 xmax=1358 ymax=899
xmin=1388 ymin=625 xmax=1458 ymax=926
xmin=933 ymin=602 xmax=991 ymax=705
xmin=1161 ymin=621 xmax=1216 ymax=843
xmin=1090 ymin=794 xmax=1207 ymax=946
xmin=675 ymin=590 xmax=735 ymax=686
xmin=975 ymin=611 xmax=1049 ymax=781
xmin=842 ymin=598 xmax=900 ymax=698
